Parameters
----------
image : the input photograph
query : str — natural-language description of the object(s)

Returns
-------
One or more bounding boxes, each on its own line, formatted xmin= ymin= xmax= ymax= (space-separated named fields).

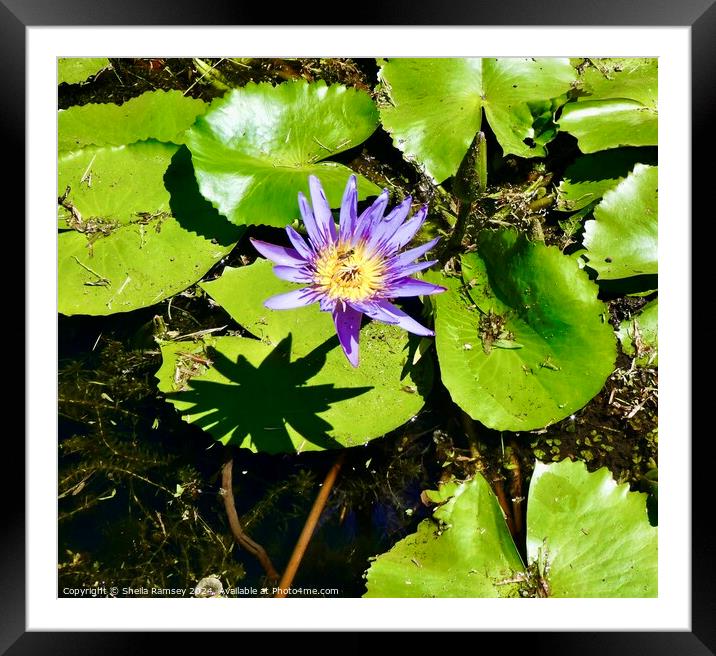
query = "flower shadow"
xmin=166 ymin=334 xmax=372 ymax=454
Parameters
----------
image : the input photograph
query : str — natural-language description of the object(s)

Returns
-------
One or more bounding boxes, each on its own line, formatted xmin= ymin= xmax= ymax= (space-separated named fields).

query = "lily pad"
xmin=58 ymin=141 xmax=178 ymax=228
xmin=185 ymin=80 xmax=382 ymax=227
xmin=363 ymin=476 xmax=523 ymax=597
xmin=364 ymin=459 xmax=657 ymax=598
xmin=556 ymin=147 xmax=658 ymax=212
xmin=377 ymin=58 xmax=576 ymax=182
xmin=58 ymin=90 xmax=207 ymax=152
xmin=58 ymin=57 xmax=111 ymax=85
xmin=155 ymin=259 xmax=431 ymax=453
xmin=583 ymin=164 xmax=658 ymax=279
xmin=617 ymin=299 xmax=658 ymax=366
xmin=558 ymin=58 xmax=657 ymax=152
xmin=527 ymin=459 xmax=657 ymax=597
xmin=574 ymin=58 xmax=657 ymax=107
xmin=427 ymin=230 xmax=615 ymax=431
xmin=58 ymin=146 xmax=243 ymax=315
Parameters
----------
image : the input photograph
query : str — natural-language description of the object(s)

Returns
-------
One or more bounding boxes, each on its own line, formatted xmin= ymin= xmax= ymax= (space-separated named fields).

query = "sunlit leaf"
xmin=427 ymin=230 xmax=615 ymax=430
xmin=185 ymin=80 xmax=382 ymax=227
xmin=58 ymin=90 xmax=207 ymax=151
xmin=583 ymin=164 xmax=658 ymax=279
xmin=58 ymin=57 xmax=111 ymax=85
xmin=377 ymin=58 xmax=576 ymax=182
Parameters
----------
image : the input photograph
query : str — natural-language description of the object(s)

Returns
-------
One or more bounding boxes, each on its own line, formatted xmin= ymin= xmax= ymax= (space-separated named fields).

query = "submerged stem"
xmin=221 ymin=455 xmax=280 ymax=583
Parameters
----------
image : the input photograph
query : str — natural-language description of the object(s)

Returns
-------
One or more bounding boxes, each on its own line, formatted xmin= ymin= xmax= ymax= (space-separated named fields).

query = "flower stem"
xmin=274 ymin=452 xmax=345 ymax=597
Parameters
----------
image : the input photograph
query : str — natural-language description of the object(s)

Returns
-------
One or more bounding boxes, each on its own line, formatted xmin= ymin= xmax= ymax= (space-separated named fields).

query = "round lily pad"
xmin=364 ymin=476 xmax=524 ymax=597
xmin=58 ymin=90 xmax=207 ymax=152
xmin=59 ymin=146 xmax=243 ymax=316
xmin=583 ymin=163 xmax=658 ymax=279
xmin=559 ymin=58 xmax=657 ymax=152
xmin=377 ymin=58 xmax=576 ymax=182
xmin=527 ymin=459 xmax=657 ymax=597
xmin=185 ymin=80 xmax=382 ymax=227
xmin=58 ymin=57 xmax=111 ymax=85
xmin=58 ymin=141 xmax=178 ymax=228
xmin=155 ymin=259 xmax=432 ymax=453
xmin=427 ymin=229 xmax=616 ymax=431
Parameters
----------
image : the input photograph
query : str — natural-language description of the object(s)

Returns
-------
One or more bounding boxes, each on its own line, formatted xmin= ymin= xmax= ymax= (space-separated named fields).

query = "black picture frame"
xmin=9 ymin=0 xmax=706 ymax=650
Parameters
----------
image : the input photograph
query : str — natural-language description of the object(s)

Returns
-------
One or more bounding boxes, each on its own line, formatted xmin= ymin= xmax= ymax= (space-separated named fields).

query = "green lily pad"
xmin=583 ymin=164 xmax=658 ymax=279
xmin=58 ymin=146 xmax=243 ymax=315
xmin=559 ymin=58 xmax=657 ymax=152
xmin=58 ymin=57 xmax=111 ymax=85
xmin=155 ymin=259 xmax=431 ymax=452
xmin=185 ymin=80 xmax=382 ymax=227
xmin=574 ymin=58 xmax=657 ymax=107
xmin=364 ymin=459 xmax=657 ymax=598
xmin=377 ymin=58 xmax=576 ymax=182
xmin=364 ymin=476 xmax=524 ymax=597
xmin=617 ymin=299 xmax=658 ymax=366
xmin=58 ymin=90 xmax=207 ymax=152
xmin=427 ymin=230 xmax=615 ymax=431
xmin=527 ymin=459 xmax=657 ymax=597
xmin=556 ymin=148 xmax=658 ymax=212
xmin=58 ymin=141 xmax=178 ymax=228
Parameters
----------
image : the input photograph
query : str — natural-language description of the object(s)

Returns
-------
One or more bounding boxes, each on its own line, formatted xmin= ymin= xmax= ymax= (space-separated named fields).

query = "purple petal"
xmin=285 ymin=225 xmax=313 ymax=260
xmin=319 ymin=297 xmax=336 ymax=312
xmin=390 ymin=237 xmax=440 ymax=270
xmin=353 ymin=189 xmax=389 ymax=243
xmin=264 ymin=288 xmax=318 ymax=310
xmin=389 ymin=260 xmax=438 ymax=278
xmin=272 ymin=265 xmax=313 ymax=283
xmin=309 ymin=175 xmax=338 ymax=244
xmin=384 ymin=206 xmax=428 ymax=252
xmin=357 ymin=300 xmax=434 ymax=337
xmin=389 ymin=278 xmax=447 ymax=298
xmin=332 ymin=303 xmax=363 ymax=367
xmin=338 ymin=175 xmax=358 ymax=242
xmin=366 ymin=196 xmax=413 ymax=250
xmin=250 ymin=238 xmax=305 ymax=266
xmin=298 ymin=191 xmax=324 ymax=247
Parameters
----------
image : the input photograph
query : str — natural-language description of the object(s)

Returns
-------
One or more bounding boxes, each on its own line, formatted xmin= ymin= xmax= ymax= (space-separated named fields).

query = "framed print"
xmin=10 ymin=0 xmax=707 ymax=650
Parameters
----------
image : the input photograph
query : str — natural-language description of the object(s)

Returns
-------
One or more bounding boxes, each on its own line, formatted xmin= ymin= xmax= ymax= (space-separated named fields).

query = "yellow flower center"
xmin=313 ymin=242 xmax=385 ymax=302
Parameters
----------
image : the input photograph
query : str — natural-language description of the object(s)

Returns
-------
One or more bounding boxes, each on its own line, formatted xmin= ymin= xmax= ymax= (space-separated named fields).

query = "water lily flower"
xmin=250 ymin=175 xmax=446 ymax=367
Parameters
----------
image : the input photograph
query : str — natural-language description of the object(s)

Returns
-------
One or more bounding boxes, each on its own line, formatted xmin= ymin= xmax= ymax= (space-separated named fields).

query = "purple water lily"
xmin=250 ymin=175 xmax=446 ymax=367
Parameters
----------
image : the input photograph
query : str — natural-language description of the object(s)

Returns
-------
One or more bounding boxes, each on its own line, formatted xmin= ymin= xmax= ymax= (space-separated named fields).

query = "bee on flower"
xmin=250 ymin=175 xmax=446 ymax=367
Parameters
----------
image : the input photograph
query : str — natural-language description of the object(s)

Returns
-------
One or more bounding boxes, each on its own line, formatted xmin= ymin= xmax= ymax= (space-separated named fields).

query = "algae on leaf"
xmin=58 ymin=146 xmax=243 ymax=316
